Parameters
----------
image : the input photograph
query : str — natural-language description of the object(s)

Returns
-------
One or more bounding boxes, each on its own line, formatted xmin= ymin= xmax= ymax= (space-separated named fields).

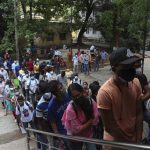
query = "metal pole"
xmin=14 ymin=0 xmax=20 ymax=62
xmin=26 ymin=130 xmax=30 ymax=150
xmin=142 ymin=0 xmax=148 ymax=73
xmin=70 ymin=4 xmax=73 ymax=49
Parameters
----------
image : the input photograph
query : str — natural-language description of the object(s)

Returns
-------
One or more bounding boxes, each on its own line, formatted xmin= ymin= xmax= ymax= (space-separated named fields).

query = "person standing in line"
xmin=27 ymin=74 xmax=39 ymax=108
xmin=47 ymin=80 xmax=71 ymax=150
xmin=83 ymin=52 xmax=90 ymax=75
xmin=72 ymin=53 xmax=78 ymax=74
xmin=0 ymin=67 xmax=9 ymax=81
xmin=57 ymin=71 xmax=68 ymax=89
xmin=133 ymin=57 xmax=150 ymax=144
xmin=3 ymin=60 xmax=9 ymax=73
xmin=22 ymin=71 xmax=30 ymax=100
xmin=11 ymin=61 xmax=18 ymax=75
xmin=100 ymin=50 xmax=108 ymax=68
xmin=16 ymin=95 xmax=34 ymax=132
xmin=62 ymin=83 xmax=99 ymax=150
xmin=34 ymin=59 xmax=40 ymax=80
xmin=78 ymin=51 xmax=84 ymax=72
xmin=97 ymin=48 xmax=150 ymax=150
xmin=26 ymin=58 xmax=34 ymax=73
xmin=67 ymin=49 xmax=73 ymax=69
xmin=94 ymin=50 xmax=100 ymax=72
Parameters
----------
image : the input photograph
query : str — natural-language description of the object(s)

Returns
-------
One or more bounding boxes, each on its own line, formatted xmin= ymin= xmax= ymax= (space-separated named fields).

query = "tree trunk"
xmin=0 ymin=11 xmax=6 ymax=41
xmin=29 ymin=0 xmax=32 ymax=21
xmin=20 ymin=0 xmax=26 ymax=18
xmin=112 ymin=6 xmax=119 ymax=48
xmin=77 ymin=3 xmax=93 ymax=45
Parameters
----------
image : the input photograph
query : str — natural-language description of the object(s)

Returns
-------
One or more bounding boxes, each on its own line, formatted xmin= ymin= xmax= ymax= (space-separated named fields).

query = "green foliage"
xmin=96 ymin=0 xmax=150 ymax=49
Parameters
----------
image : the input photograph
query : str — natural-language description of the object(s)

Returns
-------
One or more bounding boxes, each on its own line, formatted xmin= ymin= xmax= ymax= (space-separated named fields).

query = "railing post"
xmin=26 ymin=129 xmax=30 ymax=150
xmin=48 ymin=135 xmax=53 ymax=150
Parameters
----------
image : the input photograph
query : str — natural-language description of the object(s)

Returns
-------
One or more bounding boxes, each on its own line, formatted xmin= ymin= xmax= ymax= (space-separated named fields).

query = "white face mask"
xmin=50 ymin=71 xmax=54 ymax=75
xmin=136 ymin=67 xmax=142 ymax=73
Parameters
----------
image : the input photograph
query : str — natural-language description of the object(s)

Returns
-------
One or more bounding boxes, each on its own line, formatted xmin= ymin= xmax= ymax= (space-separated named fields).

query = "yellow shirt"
xmin=34 ymin=64 xmax=39 ymax=73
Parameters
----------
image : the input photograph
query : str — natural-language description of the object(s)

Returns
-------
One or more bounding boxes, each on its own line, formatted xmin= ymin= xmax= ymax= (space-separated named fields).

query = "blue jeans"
xmin=37 ymin=134 xmax=48 ymax=150
xmin=94 ymin=60 xmax=99 ymax=71
xmin=86 ymin=143 xmax=97 ymax=150
xmin=84 ymin=64 xmax=89 ymax=75
xmin=144 ymin=109 xmax=150 ymax=143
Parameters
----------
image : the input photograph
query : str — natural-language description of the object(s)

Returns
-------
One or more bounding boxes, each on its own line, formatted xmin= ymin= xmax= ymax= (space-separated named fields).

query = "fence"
xmin=26 ymin=128 xmax=150 ymax=150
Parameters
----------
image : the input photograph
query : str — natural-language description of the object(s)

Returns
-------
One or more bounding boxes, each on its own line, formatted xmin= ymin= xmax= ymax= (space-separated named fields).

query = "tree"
xmin=96 ymin=0 xmax=150 ymax=50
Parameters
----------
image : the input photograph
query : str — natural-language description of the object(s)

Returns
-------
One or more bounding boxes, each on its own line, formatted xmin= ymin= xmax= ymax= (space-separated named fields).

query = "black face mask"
xmin=74 ymin=96 xmax=85 ymax=106
xmin=118 ymin=68 xmax=136 ymax=82
xmin=73 ymin=96 xmax=93 ymax=120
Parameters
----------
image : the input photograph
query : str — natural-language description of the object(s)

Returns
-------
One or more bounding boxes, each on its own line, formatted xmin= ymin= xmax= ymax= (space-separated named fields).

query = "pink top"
xmin=62 ymin=100 xmax=99 ymax=138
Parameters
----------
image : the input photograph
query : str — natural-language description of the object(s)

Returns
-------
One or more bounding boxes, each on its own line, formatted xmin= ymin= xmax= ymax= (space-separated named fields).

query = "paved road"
xmin=0 ymin=56 xmax=149 ymax=150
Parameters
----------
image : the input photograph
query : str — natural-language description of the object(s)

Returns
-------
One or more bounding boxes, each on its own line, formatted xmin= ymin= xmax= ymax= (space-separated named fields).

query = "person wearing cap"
xmin=97 ymin=48 xmax=150 ymax=150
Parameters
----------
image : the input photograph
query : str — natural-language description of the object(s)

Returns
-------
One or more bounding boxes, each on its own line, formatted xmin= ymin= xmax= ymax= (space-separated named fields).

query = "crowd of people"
xmin=0 ymin=47 xmax=150 ymax=150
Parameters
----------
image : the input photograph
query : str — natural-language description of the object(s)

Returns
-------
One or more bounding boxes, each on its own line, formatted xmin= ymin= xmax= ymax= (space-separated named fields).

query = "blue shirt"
xmin=15 ymin=65 xmax=20 ymax=77
xmin=36 ymin=95 xmax=55 ymax=120
xmin=47 ymin=93 xmax=70 ymax=134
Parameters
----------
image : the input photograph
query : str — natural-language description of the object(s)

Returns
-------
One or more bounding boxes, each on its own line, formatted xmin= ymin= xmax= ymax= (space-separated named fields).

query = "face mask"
xmin=136 ymin=67 xmax=142 ymax=73
xmin=74 ymin=95 xmax=85 ymax=106
xmin=50 ymin=71 xmax=54 ymax=75
xmin=30 ymin=76 xmax=34 ymax=80
xmin=117 ymin=68 xmax=136 ymax=82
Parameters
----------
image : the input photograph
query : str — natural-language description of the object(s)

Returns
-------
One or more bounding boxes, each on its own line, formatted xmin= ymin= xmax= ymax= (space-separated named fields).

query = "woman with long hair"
xmin=62 ymin=83 xmax=99 ymax=150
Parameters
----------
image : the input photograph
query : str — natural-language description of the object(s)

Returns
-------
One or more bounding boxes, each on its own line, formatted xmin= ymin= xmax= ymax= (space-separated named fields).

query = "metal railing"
xmin=26 ymin=128 xmax=150 ymax=150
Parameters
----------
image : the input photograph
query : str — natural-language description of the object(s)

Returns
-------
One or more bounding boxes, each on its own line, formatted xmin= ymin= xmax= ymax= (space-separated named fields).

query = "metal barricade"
xmin=26 ymin=128 xmax=150 ymax=150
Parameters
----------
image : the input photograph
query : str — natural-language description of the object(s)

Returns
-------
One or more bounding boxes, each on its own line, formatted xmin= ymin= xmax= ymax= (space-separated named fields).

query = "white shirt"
xmin=22 ymin=75 xmax=30 ymax=89
xmin=72 ymin=56 xmax=78 ymax=65
xmin=57 ymin=74 xmax=67 ymax=87
xmin=90 ymin=45 xmax=95 ymax=51
xmin=55 ymin=50 xmax=61 ymax=56
xmin=12 ymin=63 xmax=17 ymax=71
xmin=0 ymin=69 xmax=9 ymax=80
xmin=27 ymin=78 xmax=39 ymax=94
xmin=49 ymin=73 xmax=57 ymax=81
xmin=71 ymin=78 xmax=82 ymax=85
xmin=4 ymin=84 xmax=10 ymax=96
xmin=3 ymin=61 xmax=8 ymax=70
xmin=16 ymin=101 xmax=33 ymax=122
xmin=46 ymin=72 xmax=57 ymax=81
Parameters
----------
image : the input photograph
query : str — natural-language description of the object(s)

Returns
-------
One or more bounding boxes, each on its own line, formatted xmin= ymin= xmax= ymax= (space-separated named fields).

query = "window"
xmin=47 ymin=33 xmax=54 ymax=41
xmin=59 ymin=33 xmax=66 ymax=40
